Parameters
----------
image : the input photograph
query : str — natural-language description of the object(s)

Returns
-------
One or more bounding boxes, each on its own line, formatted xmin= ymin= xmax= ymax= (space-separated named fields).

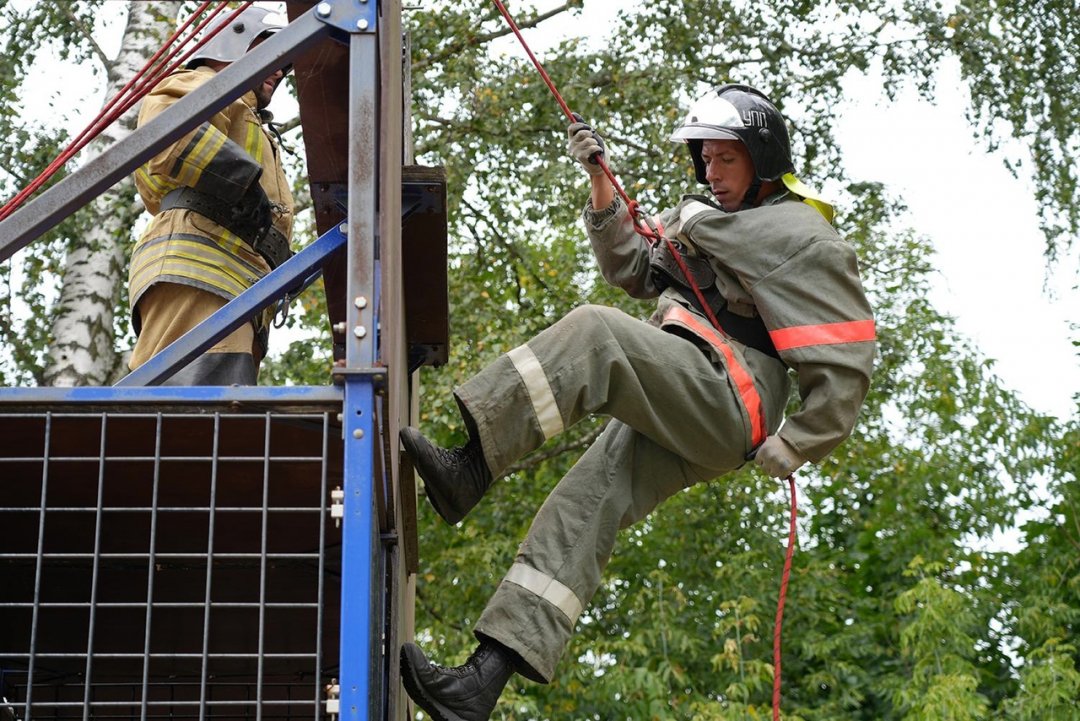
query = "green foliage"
xmin=0 ymin=1 xmax=1077 ymax=716
xmin=258 ymin=276 xmax=335 ymax=386
xmin=403 ymin=2 xmax=1078 ymax=719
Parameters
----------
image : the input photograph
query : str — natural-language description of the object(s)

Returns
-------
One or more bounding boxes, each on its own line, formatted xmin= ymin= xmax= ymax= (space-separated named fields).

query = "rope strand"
xmin=0 ymin=1 xmax=250 ymax=222
xmin=487 ymin=0 xmax=726 ymax=334
xmin=773 ymin=474 xmax=797 ymax=719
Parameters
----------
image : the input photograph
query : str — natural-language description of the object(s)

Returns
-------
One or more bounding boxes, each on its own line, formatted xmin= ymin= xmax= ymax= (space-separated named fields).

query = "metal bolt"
xmin=316 ymin=2 xmax=332 ymax=17
xmin=353 ymin=429 xmax=365 ymax=439
xmin=357 ymin=18 xmax=369 ymax=30
xmin=354 ymin=325 xmax=367 ymax=338
xmin=333 ymin=322 xmax=346 ymax=334
xmin=355 ymin=296 xmax=368 ymax=309
xmin=338 ymin=223 xmax=348 ymax=234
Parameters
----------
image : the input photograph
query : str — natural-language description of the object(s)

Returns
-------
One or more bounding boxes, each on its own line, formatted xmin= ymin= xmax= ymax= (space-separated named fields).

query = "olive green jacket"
xmin=584 ymin=193 xmax=876 ymax=463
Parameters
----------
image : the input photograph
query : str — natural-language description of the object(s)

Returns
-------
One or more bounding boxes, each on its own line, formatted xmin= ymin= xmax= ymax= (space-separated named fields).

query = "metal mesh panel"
xmin=0 ymin=411 xmax=343 ymax=721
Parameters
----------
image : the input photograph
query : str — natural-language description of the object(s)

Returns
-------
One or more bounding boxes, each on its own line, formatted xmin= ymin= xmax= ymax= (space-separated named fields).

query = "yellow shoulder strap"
xmin=781 ymin=173 xmax=835 ymax=224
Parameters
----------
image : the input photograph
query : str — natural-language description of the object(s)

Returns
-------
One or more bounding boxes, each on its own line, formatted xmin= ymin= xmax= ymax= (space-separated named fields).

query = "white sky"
xmin=11 ymin=1 xmax=1078 ymax=419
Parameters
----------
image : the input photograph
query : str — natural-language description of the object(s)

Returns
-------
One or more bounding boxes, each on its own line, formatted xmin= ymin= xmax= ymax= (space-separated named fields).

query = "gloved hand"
xmin=754 ymin=435 xmax=806 ymax=479
xmin=566 ymin=113 xmax=606 ymax=176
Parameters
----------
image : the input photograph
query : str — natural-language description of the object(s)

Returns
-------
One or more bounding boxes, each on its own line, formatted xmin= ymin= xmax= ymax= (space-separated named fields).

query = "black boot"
xmin=400 ymin=427 xmax=493 ymax=524
xmin=400 ymin=641 xmax=515 ymax=721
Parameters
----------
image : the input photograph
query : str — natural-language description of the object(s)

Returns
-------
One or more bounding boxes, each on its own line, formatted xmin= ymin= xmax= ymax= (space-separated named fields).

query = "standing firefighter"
xmin=399 ymin=84 xmax=877 ymax=720
xmin=127 ymin=6 xmax=294 ymax=385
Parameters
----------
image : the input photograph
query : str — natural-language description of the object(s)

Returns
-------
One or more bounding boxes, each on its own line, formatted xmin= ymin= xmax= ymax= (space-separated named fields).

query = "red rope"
xmin=0 ymin=1 xmax=251 ymax=223
xmin=487 ymin=2 xmax=800 ymax=718
xmin=486 ymin=0 xmax=727 ymax=336
xmin=773 ymin=474 xmax=797 ymax=719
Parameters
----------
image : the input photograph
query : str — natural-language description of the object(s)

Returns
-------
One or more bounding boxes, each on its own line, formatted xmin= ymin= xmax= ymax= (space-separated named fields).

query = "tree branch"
xmin=459 ymin=197 xmax=551 ymax=294
xmin=277 ymin=115 xmax=302 ymax=135
xmin=414 ymin=2 xmax=579 ymax=72
xmin=0 ymin=162 xmax=30 ymax=188
xmin=61 ymin=3 xmax=110 ymax=68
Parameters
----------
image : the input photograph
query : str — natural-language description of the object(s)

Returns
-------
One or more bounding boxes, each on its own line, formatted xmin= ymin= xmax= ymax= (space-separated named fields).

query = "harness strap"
xmin=661 ymin=305 xmax=768 ymax=448
xmin=650 ymin=241 xmax=782 ymax=361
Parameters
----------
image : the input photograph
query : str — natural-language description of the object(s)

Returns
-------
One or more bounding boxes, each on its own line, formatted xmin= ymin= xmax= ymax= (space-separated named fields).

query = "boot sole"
xmin=399 ymin=429 xmax=463 ymax=525
xmin=399 ymin=646 xmax=464 ymax=721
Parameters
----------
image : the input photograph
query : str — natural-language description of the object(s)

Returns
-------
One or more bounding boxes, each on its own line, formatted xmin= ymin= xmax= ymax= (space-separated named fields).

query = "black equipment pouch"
xmin=253 ymin=226 xmax=292 ymax=270
xmin=649 ymin=238 xmax=716 ymax=292
xmin=160 ymin=186 xmax=293 ymax=269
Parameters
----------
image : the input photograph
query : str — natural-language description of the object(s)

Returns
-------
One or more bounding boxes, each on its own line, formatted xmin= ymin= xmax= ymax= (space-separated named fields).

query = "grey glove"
xmin=566 ymin=113 xmax=606 ymax=176
xmin=754 ymin=435 xmax=806 ymax=479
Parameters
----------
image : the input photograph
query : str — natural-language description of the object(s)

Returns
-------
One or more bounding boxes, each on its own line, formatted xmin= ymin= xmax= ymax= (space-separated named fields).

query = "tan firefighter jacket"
xmin=128 ymin=66 xmax=295 ymax=339
xmin=583 ymin=192 xmax=876 ymax=463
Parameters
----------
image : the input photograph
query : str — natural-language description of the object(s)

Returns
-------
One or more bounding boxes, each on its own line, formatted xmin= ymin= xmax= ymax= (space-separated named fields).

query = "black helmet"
xmin=186 ymin=6 xmax=288 ymax=69
xmin=670 ymin=84 xmax=794 ymax=185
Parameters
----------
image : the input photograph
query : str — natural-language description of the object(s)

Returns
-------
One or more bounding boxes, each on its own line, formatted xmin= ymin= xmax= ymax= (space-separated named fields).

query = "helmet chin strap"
xmin=740 ymin=180 xmax=762 ymax=211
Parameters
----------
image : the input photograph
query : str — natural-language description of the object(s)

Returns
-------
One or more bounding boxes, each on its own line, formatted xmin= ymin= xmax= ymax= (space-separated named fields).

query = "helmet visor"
xmin=669 ymin=95 xmax=746 ymax=141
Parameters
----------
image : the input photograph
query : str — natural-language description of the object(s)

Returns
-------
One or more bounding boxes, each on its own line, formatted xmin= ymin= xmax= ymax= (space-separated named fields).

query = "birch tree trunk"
xmin=42 ymin=1 xmax=181 ymax=386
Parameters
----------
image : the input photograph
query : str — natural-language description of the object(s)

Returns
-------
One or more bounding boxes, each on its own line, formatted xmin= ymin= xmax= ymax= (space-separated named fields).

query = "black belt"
xmin=160 ymin=187 xmax=292 ymax=269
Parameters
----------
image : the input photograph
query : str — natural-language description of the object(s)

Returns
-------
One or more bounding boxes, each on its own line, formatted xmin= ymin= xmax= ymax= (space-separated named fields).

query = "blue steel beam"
xmin=340 ymin=25 xmax=380 ymax=721
xmin=0 ymin=385 xmax=342 ymax=405
xmin=115 ymin=225 xmax=346 ymax=387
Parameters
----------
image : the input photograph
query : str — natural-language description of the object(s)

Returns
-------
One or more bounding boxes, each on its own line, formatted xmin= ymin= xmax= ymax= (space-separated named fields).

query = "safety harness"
xmin=646 ymin=196 xmax=783 ymax=362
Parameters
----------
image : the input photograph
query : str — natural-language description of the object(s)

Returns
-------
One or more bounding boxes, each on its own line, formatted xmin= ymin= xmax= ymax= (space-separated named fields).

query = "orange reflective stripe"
xmin=664 ymin=306 xmax=767 ymax=447
xmin=769 ymin=319 xmax=876 ymax=352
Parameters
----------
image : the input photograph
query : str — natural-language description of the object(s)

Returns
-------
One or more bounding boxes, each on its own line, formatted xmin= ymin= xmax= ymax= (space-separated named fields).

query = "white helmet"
xmin=671 ymin=84 xmax=794 ymax=185
xmin=186 ymin=6 xmax=288 ymax=68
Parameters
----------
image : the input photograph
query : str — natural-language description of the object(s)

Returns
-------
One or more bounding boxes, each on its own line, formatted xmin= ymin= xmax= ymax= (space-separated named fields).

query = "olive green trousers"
xmin=455 ymin=304 xmax=766 ymax=682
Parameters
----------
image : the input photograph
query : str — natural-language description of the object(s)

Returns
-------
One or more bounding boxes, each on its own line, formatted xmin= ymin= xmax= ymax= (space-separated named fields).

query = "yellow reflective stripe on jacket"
xmin=132 ymin=235 xmax=259 ymax=289
xmin=244 ymin=119 xmax=264 ymax=164
xmin=173 ymin=126 xmax=228 ymax=189
xmin=133 ymin=259 xmax=248 ymax=299
xmin=130 ymin=232 xmax=263 ymax=305
xmin=130 ymin=247 xmax=253 ymax=300
xmin=136 ymin=166 xmax=171 ymax=196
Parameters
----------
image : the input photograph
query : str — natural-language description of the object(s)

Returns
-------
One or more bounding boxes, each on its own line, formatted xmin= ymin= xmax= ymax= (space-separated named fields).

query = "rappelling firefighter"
xmin=399 ymin=84 xmax=877 ymax=721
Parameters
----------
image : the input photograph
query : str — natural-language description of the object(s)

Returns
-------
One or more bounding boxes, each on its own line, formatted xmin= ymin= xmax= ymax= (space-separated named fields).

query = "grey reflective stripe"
xmin=507 ymin=345 xmax=564 ymax=439
xmin=505 ymin=563 xmax=583 ymax=624
xmin=679 ymin=199 xmax=716 ymax=227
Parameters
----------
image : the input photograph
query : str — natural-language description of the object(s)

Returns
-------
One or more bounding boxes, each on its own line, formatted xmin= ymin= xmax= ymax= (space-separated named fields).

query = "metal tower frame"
xmin=0 ymin=1 xmax=421 ymax=719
